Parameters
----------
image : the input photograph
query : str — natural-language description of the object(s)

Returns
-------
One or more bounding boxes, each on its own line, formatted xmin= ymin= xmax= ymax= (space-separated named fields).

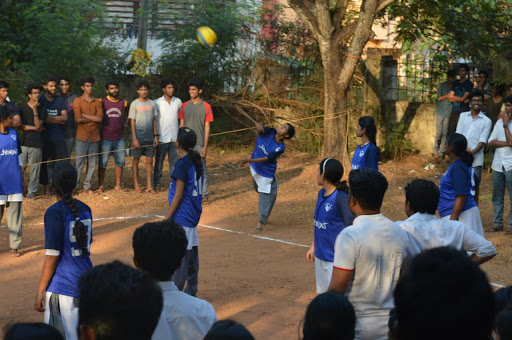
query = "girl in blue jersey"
xmin=0 ymin=107 xmax=24 ymax=257
xmin=35 ymin=161 xmax=93 ymax=340
xmin=351 ymin=116 xmax=379 ymax=170
xmin=306 ymin=158 xmax=355 ymax=293
xmin=241 ymin=121 xmax=295 ymax=232
xmin=165 ymin=127 xmax=204 ymax=296
xmin=438 ymin=133 xmax=484 ymax=236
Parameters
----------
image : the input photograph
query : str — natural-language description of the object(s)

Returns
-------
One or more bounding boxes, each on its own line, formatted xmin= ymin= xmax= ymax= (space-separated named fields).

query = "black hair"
xmin=469 ymin=88 xmax=484 ymax=101
xmin=459 ymin=64 xmax=470 ymax=72
xmin=4 ymin=322 xmax=64 ymax=340
xmin=0 ymin=80 xmax=10 ymax=89
xmin=302 ymin=291 xmax=355 ymax=340
xmin=187 ymin=78 xmax=204 ymax=90
xmin=52 ymin=161 xmax=89 ymax=257
xmin=503 ymin=95 xmax=512 ymax=105
xmin=81 ymin=76 xmax=95 ymax=86
xmin=78 ymin=260 xmax=163 ymax=340
xmin=394 ymin=246 xmax=494 ymax=340
xmin=478 ymin=69 xmax=489 ymax=78
xmin=57 ymin=76 xmax=70 ymax=85
xmin=136 ymin=80 xmax=150 ymax=90
xmin=319 ymin=158 xmax=348 ymax=193
xmin=132 ymin=219 xmax=188 ymax=281
xmin=447 ymin=133 xmax=474 ymax=166
xmin=284 ymin=123 xmax=295 ymax=139
xmin=404 ymin=179 xmax=439 ymax=215
xmin=105 ymin=79 xmax=119 ymax=89
xmin=494 ymin=286 xmax=512 ymax=316
xmin=26 ymin=83 xmax=43 ymax=96
xmin=43 ymin=77 xmax=57 ymax=85
xmin=496 ymin=308 xmax=512 ymax=340
xmin=0 ymin=105 xmax=11 ymax=121
xmin=494 ymin=83 xmax=507 ymax=96
xmin=177 ymin=127 xmax=203 ymax=181
xmin=358 ymin=116 xmax=377 ymax=145
xmin=348 ymin=168 xmax=388 ymax=211
xmin=160 ymin=78 xmax=177 ymax=89
xmin=204 ymin=320 xmax=255 ymax=340
xmin=446 ymin=69 xmax=457 ymax=77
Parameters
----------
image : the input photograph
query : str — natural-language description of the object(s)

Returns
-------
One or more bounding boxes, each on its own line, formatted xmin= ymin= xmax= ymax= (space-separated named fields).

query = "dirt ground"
xmin=0 ymin=148 xmax=511 ymax=339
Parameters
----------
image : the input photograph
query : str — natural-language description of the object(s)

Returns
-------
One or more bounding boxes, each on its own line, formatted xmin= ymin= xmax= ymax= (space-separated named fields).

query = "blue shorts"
xmin=99 ymin=138 xmax=126 ymax=168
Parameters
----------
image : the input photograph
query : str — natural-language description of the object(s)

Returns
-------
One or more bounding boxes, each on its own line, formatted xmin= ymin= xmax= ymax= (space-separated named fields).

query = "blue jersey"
xmin=250 ymin=127 xmax=285 ymax=178
xmin=314 ymin=189 xmax=355 ymax=262
xmin=44 ymin=200 xmax=93 ymax=298
xmin=438 ymin=160 xmax=477 ymax=217
xmin=0 ymin=128 xmax=22 ymax=195
xmin=351 ymin=143 xmax=379 ymax=170
xmin=168 ymin=155 xmax=203 ymax=228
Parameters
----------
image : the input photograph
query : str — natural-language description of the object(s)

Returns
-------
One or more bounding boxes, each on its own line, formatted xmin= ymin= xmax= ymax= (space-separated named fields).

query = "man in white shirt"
xmin=456 ymin=89 xmax=492 ymax=204
xmin=397 ymin=179 xmax=496 ymax=263
xmin=488 ymin=95 xmax=512 ymax=234
xmin=133 ymin=219 xmax=217 ymax=340
xmin=329 ymin=168 xmax=412 ymax=340
xmin=153 ymin=79 xmax=182 ymax=191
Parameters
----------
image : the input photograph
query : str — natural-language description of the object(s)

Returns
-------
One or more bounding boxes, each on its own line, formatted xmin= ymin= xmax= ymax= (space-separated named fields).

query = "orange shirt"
xmin=73 ymin=95 xmax=103 ymax=142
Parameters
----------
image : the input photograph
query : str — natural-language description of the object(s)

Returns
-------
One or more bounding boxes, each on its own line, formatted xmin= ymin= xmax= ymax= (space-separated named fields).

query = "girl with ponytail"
xmin=438 ymin=133 xmax=484 ymax=236
xmin=165 ymin=127 xmax=204 ymax=296
xmin=306 ymin=158 xmax=355 ymax=293
xmin=352 ymin=115 xmax=380 ymax=170
xmin=35 ymin=161 xmax=93 ymax=340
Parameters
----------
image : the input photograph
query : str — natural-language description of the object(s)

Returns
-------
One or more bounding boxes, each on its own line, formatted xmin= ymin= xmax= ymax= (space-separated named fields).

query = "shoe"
xmin=487 ymin=226 xmax=503 ymax=232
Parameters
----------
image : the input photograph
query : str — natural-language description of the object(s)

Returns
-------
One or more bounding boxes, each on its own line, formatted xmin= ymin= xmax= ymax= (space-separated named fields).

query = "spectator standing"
xmin=434 ymin=70 xmax=456 ymax=163
xmin=73 ymin=77 xmax=103 ymax=195
xmin=57 ymin=77 xmax=77 ymax=158
xmin=0 ymin=80 xmax=21 ymax=127
xmin=448 ymin=64 xmax=474 ymax=134
xmin=19 ymin=84 xmax=47 ymax=198
xmin=487 ymin=83 xmax=506 ymax=127
xmin=475 ymin=69 xmax=492 ymax=113
xmin=179 ymin=78 xmax=213 ymax=202
xmin=98 ymin=80 xmax=128 ymax=192
xmin=153 ymin=79 xmax=181 ymax=191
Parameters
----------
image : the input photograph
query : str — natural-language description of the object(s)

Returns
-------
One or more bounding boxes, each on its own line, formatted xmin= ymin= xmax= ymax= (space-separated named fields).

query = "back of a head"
xmin=348 ymin=168 xmax=388 ymax=211
xmin=132 ymin=219 xmax=188 ymax=281
xmin=404 ymin=179 xmax=439 ymax=215
xmin=496 ymin=308 xmax=512 ymax=340
xmin=448 ymin=133 xmax=473 ymax=166
xmin=302 ymin=291 xmax=355 ymax=340
xmin=52 ymin=162 xmax=77 ymax=197
xmin=4 ymin=323 xmax=64 ymax=340
xmin=394 ymin=246 xmax=494 ymax=340
xmin=203 ymin=320 xmax=254 ymax=340
xmin=495 ymin=286 xmax=512 ymax=315
xmin=78 ymin=260 xmax=163 ymax=340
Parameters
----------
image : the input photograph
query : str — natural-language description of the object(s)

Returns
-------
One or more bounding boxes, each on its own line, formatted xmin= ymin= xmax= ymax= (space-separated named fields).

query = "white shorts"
xmin=442 ymin=206 xmax=484 ymax=236
xmin=314 ymin=257 xmax=333 ymax=294
xmin=44 ymin=292 xmax=79 ymax=340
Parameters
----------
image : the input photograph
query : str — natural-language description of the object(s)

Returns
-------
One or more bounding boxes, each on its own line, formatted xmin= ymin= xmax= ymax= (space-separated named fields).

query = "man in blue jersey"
xmin=240 ymin=121 xmax=295 ymax=232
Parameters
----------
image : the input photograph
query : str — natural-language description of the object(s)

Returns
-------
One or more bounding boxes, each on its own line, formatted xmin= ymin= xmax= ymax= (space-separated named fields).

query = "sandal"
xmin=97 ymin=186 xmax=104 ymax=194
xmin=487 ymin=226 xmax=503 ymax=232
xmin=134 ymin=187 xmax=142 ymax=193
xmin=10 ymin=249 xmax=20 ymax=257
xmin=114 ymin=186 xmax=126 ymax=192
xmin=253 ymin=225 xmax=264 ymax=232
xmin=146 ymin=189 xmax=157 ymax=195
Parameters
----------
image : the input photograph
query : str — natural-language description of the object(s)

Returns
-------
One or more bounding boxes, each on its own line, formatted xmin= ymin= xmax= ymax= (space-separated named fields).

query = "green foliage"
xmin=157 ymin=0 xmax=259 ymax=97
xmin=384 ymin=123 xmax=413 ymax=160
xmin=389 ymin=0 xmax=512 ymax=67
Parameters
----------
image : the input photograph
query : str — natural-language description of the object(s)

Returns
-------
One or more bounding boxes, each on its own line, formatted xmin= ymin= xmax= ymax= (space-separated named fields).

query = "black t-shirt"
xmin=19 ymin=103 xmax=47 ymax=148
xmin=451 ymin=78 xmax=474 ymax=112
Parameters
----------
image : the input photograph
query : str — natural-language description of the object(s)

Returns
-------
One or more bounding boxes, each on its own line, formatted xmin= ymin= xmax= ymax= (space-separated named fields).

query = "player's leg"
xmin=153 ymin=143 xmax=167 ymax=190
xmin=74 ymin=140 xmax=88 ymax=191
xmin=132 ymin=155 xmax=141 ymax=192
xmin=58 ymin=294 xmax=79 ymax=340
xmin=184 ymin=245 xmax=199 ymax=297
xmin=7 ymin=201 xmax=22 ymax=254
xmin=314 ymin=257 xmax=333 ymax=294
xmin=113 ymin=138 xmax=126 ymax=189
xmin=83 ymin=142 xmax=99 ymax=194
xmin=491 ymin=169 xmax=505 ymax=231
xmin=173 ymin=249 xmax=190 ymax=291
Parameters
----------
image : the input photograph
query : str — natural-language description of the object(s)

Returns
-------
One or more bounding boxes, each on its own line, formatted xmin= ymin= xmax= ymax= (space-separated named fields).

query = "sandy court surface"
xmin=0 ymin=150 xmax=511 ymax=338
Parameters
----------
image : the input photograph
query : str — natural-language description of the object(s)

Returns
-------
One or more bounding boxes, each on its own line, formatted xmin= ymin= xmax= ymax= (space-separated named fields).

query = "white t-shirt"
xmin=456 ymin=111 xmax=492 ymax=167
xmin=397 ymin=212 xmax=496 ymax=257
xmin=155 ymin=96 xmax=182 ymax=143
xmin=488 ymin=119 xmax=512 ymax=172
xmin=333 ymin=213 xmax=411 ymax=340
xmin=152 ymin=281 xmax=216 ymax=340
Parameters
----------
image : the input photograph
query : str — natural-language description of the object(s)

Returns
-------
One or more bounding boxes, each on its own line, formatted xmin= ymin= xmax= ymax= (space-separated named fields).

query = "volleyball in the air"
xmin=197 ymin=26 xmax=218 ymax=47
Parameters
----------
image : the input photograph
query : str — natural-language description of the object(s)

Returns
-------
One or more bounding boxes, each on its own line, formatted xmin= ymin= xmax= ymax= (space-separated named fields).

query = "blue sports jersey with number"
xmin=438 ymin=159 xmax=477 ymax=217
xmin=168 ymin=155 xmax=203 ymax=228
xmin=314 ymin=189 xmax=355 ymax=262
xmin=44 ymin=200 xmax=93 ymax=298
xmin=0 ymin=128 xmax=22 ymax=195
xmin=250 ymin=127 xmax=285 ymax=178
xmin=351 ymin=143 xmax=379 ymax=170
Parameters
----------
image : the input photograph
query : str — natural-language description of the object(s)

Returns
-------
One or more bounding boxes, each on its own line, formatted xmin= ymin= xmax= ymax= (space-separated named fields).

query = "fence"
xmin=395 ymin=56 xmax=444 ymax=103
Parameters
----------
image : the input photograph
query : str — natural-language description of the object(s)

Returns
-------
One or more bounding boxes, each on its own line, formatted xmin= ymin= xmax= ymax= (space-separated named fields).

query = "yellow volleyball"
xmin=197 ymin=26 xmax=218 ymax=47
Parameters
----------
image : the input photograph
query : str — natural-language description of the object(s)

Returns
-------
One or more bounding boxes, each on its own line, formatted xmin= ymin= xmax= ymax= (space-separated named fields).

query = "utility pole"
xmin=137 ymin=0 xmax=150 ymax=50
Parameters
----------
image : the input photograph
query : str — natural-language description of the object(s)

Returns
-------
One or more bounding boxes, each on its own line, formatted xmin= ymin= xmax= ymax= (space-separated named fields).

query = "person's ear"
xmin=79 ymin=324 xmax=96 ymax=340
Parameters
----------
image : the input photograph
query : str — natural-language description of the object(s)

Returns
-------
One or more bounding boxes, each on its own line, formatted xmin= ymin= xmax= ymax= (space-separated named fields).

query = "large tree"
xmin=288 ymin=0 xmax=392 ymax=160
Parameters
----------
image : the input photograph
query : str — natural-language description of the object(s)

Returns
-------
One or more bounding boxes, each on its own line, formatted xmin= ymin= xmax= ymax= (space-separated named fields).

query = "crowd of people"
xmin=2 ymin=67 xmax=512 ymax=340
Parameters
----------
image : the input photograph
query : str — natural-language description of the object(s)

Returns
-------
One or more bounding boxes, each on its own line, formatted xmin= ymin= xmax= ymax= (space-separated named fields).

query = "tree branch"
xmin=333 ymin=21 xmax=357 ymax=47
xmin=376 ymin=0 xmax=395 ymax=13
xmin=288 ymin=0 xmax=321 ymax=37
xmin=315 ymin=0 xmax=334 ymax=38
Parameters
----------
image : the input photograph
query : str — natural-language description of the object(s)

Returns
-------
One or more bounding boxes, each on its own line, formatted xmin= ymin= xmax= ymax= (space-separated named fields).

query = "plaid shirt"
xmin=436 ymin=81 xmax=453 ymax=117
